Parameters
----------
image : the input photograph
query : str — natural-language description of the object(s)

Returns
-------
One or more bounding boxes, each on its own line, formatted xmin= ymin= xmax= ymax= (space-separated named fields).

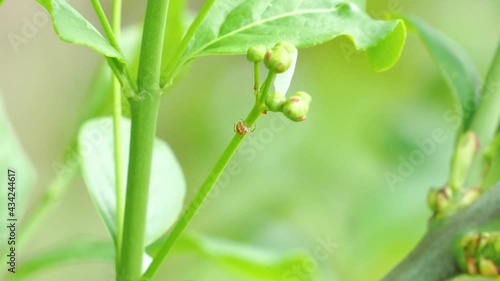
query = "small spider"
xmin=234 ymin=120 xmax=255 ymax=136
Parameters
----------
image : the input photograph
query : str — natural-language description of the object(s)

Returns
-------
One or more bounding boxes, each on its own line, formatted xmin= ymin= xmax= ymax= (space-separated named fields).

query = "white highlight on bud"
xmin=273 ymin=49 xmax=298 ymax=96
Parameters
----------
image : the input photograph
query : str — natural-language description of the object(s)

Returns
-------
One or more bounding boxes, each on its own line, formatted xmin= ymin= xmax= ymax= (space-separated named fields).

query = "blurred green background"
xmin=1 ymin=0 xmax=499 ymax=280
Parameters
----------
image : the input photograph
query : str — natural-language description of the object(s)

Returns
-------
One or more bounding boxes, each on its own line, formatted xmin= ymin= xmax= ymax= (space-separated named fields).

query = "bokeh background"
xmin=1 ymin=0 xmax=499 ymax=280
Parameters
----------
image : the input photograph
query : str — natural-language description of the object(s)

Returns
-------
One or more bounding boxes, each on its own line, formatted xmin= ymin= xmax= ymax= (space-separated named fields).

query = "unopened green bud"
xmin=478 ymin=233 xmax=491 ymax=253
xmin=246 ymin=45 xmax=267 ymax=62
xmin=275 ymin=41 xmax=297 ymax=54
xmin=457 ymin=234 xmax=479 ymax=274
xmin=293 ymin=91 xmax=312 ymax=105
xmin=427 ymin=188 xmax=438 ymax=211
xmin=465 ymin=233 xmax=481 ymax=254
xmin=264 ymin=46 xmax=292 ymax=73
xmin=450 ymin=131 xmax=480 ymax=190
xmin=435 ymin=186 xmax=452 ymax=213
xmin=282 ymin=92 xmax=312 ymax=122
xmin=467 ymin=258 xmax=478 ymax=275
xmin=454 ymin=239 xmax=474 ymax=274
xmin=479 ymin=258 xmax=498 ymax=277
xmin=458 ymin=250 xmax=477 ymax=275
xmin=265 ymin=91 xmax=286 ymax=112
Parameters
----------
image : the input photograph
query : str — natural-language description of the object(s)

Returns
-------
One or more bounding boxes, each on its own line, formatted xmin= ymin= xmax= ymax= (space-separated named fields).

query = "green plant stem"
xmin=120 ymin=98 xmax=160 ymax=281
xmin=259 ymin=71 xmax=276 ymax=103
xmin=90 ymin=0 xmax=121 ymax=52
xmin=160 ymin=0 xmax=216 ymax=89
xmin=113 ymin=77 xmax=125 ymax=279
xmin=383 ymin=182 xmax=500 ymax=281
xmin=91 ymin=0 xmax=136 ymax=95
xmin=142 ymin=70 xmax=275 ymax=278
xmin=119 ymin=0 xmax=169 ymax=279
xmin=106 ymin=57 xmax=137 ymax=96
xmin=253 ymin=62 xmax=260 ymax=92
xmin=111 ymin=0 xmax=124 ymax=270
xmin=142 ymin=102 xmax=264 ymax=279
xmin=142 ymin=67 xmax=275 ymax=280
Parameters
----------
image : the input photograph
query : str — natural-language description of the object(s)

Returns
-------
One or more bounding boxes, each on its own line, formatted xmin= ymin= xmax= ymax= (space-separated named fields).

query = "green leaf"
xmin=179 ymin=1 xmax=405 ymax=72
xmin=402 ymin=14 xmax=482 ymax=130
xmin=11 ymin=239 xmax=114 ymax=280
xmin=0 ymin=92 xmax=36 ymax=253
xmin=0 ymin=0 xmax=4 ymax=6
xmin=149 ymin=235 xmax=315 ymax=281
xmin=161 ymin=0 xmax=187 ymax=73
xmin=36 ymin=0 xmax=125 ymax=62
xmin=79 ymin=117 xmax=186 ymax=246
xmin=64 ymin=25 xmax=142 ymax=162
xmin=76 ymin=25 xmax=142 ymax=123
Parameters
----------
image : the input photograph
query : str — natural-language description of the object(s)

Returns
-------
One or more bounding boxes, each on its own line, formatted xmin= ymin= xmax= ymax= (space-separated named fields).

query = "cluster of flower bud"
xmin=246 ymin=42 xmax=297 ymax=73
xmin=265 ymin=91 xmax=311 ymax=122
xmin=456 ymin=232 xmax=500 ymax=277
xmin=427 ymin=185 xmax=481 ymax=219
xmin=247 ymin=42 xmax=311 ymax=122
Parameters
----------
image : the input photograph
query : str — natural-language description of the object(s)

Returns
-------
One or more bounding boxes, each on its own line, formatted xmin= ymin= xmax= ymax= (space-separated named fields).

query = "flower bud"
xmin=457 ymin=233 xmax=479 ymax=274
xmin=274 ymin=41 xmax=297 ymax=55
xmin=450 ymin=131 xmax=480 ymax=190
xmin=264 ymin=46 xmax=292 ymax=73
xmin=282 ymin=92 xmax=312 ymax=122
xmin=294 ymin=91 xmax=312 ymax=105
xmin=479 ymin=258 xmax=498 ymax=277
xmin=246 ymin=45 xmax=267 ymax=62
xmin=457 ymin=232 xmax=500 ymax=277
xmin=427 ymin=188 xmax=438 ymax=211
xmin=478 ymin=233 xmax=491 ymax=252
xmin=464 ymin=234 xmax=480 ymax=254
xmin=434 ymin=186 xmax=452 ymax=213
xmin=265 ymin=91 xmax=286 ymax=112
xmin=467 ymin=258 xmax=478 ymax=275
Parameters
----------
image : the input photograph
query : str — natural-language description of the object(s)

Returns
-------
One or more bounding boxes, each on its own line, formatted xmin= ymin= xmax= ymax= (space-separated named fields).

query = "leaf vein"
xmin=189 ymin=7 xmax=338 ymax=59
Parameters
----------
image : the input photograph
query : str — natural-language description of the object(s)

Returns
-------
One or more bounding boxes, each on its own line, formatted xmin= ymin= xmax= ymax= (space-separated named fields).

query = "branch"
xmin=119 ymin=0 xmax=169 ymax=279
